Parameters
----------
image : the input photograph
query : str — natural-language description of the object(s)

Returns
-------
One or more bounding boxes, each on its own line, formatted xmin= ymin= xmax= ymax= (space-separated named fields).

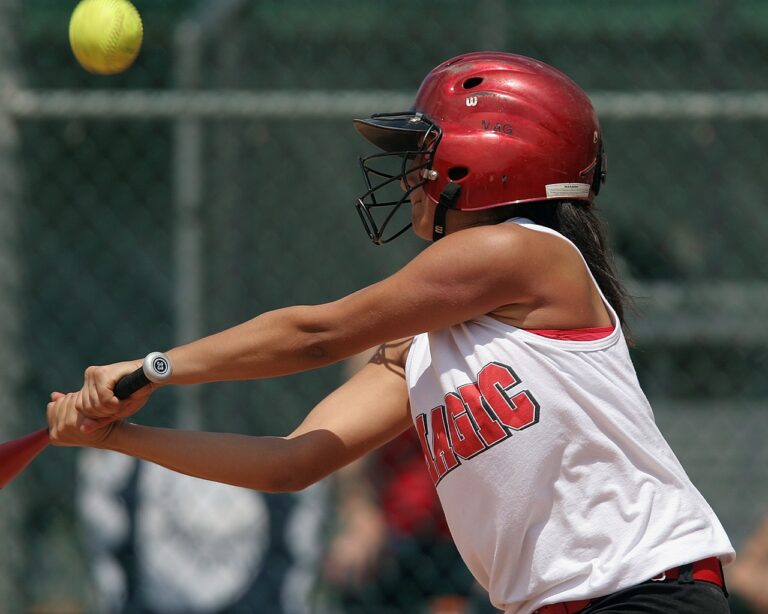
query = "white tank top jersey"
xmin=404 ymin=218 xmax=734 ymax=614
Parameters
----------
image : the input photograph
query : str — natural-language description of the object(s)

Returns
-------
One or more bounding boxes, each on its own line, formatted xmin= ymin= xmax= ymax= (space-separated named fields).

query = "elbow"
xmin=301 ymin=329 xmax=364 ymax=366
xmin=261 ymin=474 xmax=317 ymax=494
xmin=256 ymin=440 xmax=325 ymax=493
xmin=261 ymin=473 xmax=320 ymax=494
xmin=290 ymin=305 xmax=358 ymax=365
xmin=302 ymin=334 xmax=334 ymax=365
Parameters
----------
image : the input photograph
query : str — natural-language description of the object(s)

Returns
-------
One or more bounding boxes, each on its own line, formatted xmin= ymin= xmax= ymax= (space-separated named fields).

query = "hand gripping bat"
xmin=0 ymin=352 xmax=172 ymax=489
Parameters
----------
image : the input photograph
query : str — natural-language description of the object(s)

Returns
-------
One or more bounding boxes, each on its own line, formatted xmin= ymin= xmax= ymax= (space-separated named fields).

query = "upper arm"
xmin=283 ymin=339 xmax=413 ymax=487
xmin=305 ymin=225 xmax=535 ymax=358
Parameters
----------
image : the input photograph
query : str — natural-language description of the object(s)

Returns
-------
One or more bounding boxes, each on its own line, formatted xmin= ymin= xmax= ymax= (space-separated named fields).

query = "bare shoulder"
xmin=426 ymin=221 xmax=569 ymax=257
xmin=309 ymin=222 xmax=585 ymax=356
xmin=415 ymin=221 xmax=598 ymax=327
xmin=415 ymin=221 xmax=575 ymax=282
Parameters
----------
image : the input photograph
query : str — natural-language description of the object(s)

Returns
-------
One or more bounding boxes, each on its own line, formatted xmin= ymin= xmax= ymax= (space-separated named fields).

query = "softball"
xmin=69 ymin=0 xmax=143 ymax=75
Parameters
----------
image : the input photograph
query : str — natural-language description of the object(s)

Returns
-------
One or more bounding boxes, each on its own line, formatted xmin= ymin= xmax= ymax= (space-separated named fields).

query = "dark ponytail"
xmin=504 ymin=201 xmax=632 ymax=329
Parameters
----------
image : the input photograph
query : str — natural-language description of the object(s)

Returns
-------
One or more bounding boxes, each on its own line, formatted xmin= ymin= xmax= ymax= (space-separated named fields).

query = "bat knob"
xmin=143 ymin=351 xmax=173 ymax=383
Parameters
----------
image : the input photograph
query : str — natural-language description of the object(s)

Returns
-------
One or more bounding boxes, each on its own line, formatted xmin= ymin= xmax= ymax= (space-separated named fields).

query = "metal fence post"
xmin=172 ymin=0 xmax=250 ymax=431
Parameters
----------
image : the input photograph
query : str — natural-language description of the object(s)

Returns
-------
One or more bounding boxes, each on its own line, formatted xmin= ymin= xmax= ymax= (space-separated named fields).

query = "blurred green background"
xmin=0 ymin=1 xmax=766 ymax=612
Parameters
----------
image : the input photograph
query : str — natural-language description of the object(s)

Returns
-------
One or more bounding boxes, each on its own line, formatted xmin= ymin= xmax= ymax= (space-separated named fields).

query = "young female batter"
xmin=47 ymin=52 xmax=734 ymax=614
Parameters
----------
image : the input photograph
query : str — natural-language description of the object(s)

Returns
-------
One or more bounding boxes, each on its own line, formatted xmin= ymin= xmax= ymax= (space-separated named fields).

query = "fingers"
xmin=78 ymin=365 xmax=121 ymax=419
xmin=76 ymin=361 xmax=144 ymax=420
xmin=47 ymin=392 xmax=119 ymax=447
xmin=47 ymin=393 xmax=80 ymax=446
xmin=48 ymin=360 xmax=150 ymax=442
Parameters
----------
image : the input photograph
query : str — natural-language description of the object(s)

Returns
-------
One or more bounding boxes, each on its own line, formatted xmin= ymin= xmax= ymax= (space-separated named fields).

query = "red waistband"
xmin=652 ymin=556 xmax=724 ymax=586
xmin=533 ymin=557 xmax=724 ymax=614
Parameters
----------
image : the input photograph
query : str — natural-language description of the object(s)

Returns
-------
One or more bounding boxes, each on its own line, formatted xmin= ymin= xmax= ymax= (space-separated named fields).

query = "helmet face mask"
xmin=353 ymin=52 xmax=605 ymax=244
xmin=355 ymin=114 xmax=441 ymax=244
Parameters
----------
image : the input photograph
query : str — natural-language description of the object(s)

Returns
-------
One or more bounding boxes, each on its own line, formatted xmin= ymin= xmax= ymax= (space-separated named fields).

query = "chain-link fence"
xmin=1 ymin=1 xmax=767 ymax=612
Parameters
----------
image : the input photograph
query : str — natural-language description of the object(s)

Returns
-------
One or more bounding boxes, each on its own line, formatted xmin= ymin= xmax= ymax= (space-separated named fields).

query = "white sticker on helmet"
xmin=545 ymin=183 xmax=591 ymax=198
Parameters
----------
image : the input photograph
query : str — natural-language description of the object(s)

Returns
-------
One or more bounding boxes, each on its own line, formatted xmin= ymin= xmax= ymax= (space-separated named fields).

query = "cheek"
xmin=411 ymin=194 xmax=435 ymax=225
xmin=409 ymin=185 xmax=426 ymax=202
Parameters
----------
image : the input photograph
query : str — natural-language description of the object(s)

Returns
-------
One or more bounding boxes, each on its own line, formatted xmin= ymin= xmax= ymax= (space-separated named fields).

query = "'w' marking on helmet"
xmin=465 ymin=96 xmax=478 ymax=107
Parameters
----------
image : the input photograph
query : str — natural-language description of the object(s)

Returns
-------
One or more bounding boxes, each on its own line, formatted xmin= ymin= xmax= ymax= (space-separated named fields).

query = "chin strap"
xmin=432 ymin=182 xmax=462 ymax=242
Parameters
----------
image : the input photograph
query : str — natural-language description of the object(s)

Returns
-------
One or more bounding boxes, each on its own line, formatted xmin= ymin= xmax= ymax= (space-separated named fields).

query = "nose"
xmin=401 ymin=161 xmax=423 ymax=191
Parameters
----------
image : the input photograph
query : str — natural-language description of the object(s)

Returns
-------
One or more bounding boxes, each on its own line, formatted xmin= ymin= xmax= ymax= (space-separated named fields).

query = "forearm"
xmin=165 ymin=305 xmax=363 ymax=385
xmin=54 ymin=341 xmax=411 ymax=491
xmin=104 ymin=422 xmax=311 ymax=492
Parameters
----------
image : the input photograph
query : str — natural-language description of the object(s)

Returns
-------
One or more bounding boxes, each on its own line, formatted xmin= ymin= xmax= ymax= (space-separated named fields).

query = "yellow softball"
xmin=69 ymin=0 xmax=143 ymax=75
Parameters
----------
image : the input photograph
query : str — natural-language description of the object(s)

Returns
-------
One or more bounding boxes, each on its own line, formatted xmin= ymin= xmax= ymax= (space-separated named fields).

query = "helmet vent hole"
xmin=448 ymin=166 xmax=469 ymax=181
xmin=462 ymin=77 xmax=484 ymax=89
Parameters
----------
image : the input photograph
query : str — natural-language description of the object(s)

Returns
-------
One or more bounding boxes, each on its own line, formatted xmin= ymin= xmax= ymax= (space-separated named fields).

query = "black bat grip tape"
xmin=114 ymin=368 xmax=150 ymax=400
xmin=112 ymin=352 xmax=172 ymax=400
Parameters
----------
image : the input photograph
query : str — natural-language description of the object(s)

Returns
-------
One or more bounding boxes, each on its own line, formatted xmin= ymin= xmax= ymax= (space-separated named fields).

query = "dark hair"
xmin=502 ymin=201 xmax=632 ymax=330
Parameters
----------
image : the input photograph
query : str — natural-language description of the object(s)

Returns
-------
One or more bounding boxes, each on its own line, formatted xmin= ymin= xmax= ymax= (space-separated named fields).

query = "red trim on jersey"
xmin=526 ymin=325 xmax=615 ymax=341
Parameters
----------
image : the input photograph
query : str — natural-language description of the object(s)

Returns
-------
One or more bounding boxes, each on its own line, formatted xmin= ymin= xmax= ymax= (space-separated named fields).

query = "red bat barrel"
xmin=0 ymin=428 xmax=50 ymax=489
xmin=0 ymin=352 xmax=171 ymax=490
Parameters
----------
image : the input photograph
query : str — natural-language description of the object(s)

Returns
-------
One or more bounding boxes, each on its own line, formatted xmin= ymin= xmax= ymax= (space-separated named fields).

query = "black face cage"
xmin=355 ymin=117 xmax=441 ymax=245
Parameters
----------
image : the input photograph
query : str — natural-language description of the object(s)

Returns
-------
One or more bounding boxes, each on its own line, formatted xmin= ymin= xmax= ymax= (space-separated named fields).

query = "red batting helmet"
xmin=354 ymin=51 xmax=606 ymax=244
